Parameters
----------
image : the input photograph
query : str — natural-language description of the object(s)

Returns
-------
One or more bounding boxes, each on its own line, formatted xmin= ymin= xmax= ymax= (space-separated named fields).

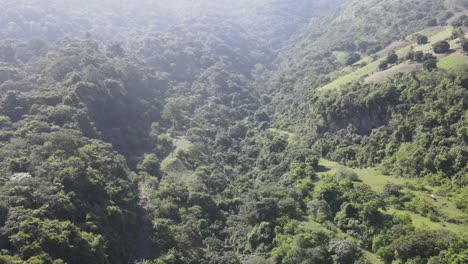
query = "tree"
xmin=422 ymin=53 xmax=436 ymax=62
xmin=423 ymin=59 xmax=438 ymax=71
xmin=451 ymin=15 xmax=467 ymax=27
xmin=106 ymin=42 xmax=125 ymax=58
xmin=376 ymin=246 xmax=394 ymax=264
xmin=247 ymin=222 xmax=274 ymax=251
xmin=405 ymin=51 xmax=415 ymax=61
xmin=416 ymin=35 xmax=428 ymax=45
xmin=386 ymin=52 xmax=398 ymax=64
xmin=426 ymin=18 xmax=437 ymax=27
xmin=138 ymin=153 xmax=160 ymax=176
xmin=392 ymin=230 xmax=443 ymax=262
xmin=162 ymin=97 xmax=190 ymax=130
xmin=328 ymin=240 xmax=359 ymax=264
xmin=9 ymin=217 xmax=107 ymax=264
xmin=26 ymin=38 xmax=49 ymax=57
xmin=432 ymin=41 xmax=450 ymax=54
xmin=461 ymin=40 xmax=468 ymax=54
xmin=0 ymin=44 xmax=15 ymax=62
xmin=345 ymin=53 xmax=361 ymax=66
xmin=451 ymin=28 xmax=465 ymax=40
xmin=414 ymin=51 xmax=424 ymax=62
xmin=378 ymin=61 xmax=388 ymax=70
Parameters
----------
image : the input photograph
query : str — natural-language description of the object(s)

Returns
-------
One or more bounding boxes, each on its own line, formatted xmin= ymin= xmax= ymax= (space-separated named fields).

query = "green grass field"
xmin=320 ymin=58 xmax=380 ymax=90
xmin=387 ymin=208 xmax=468 ymax=233
xmin=437 ymin=54 xmax=468 ymax=70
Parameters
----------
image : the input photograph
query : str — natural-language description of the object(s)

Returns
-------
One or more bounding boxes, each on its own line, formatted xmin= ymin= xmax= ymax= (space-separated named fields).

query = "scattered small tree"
xmin=379 ymin=61 xmax=388 ymax=70
xmin=138 ymin=153 xmax=160 ymax=176
xmin=106 ymin=42 xmax=125 ymax=58
xmin=432 ymin=41 xmax=450 ymax=54
xmin=162 ymin=97 xmax=190 ymax=130
xmin=451 ymin=28 xmax=464 ymax=40
xmin=386 ymin=51 xmax=398 ymax=64
xmin=414 ymin=51 xmax=424 ymax=62
xmin=461 ymin=40 xmax=468 ymax=54
xmin=345 ymin=53 xmax=361 ymax=66
xmin=423 ymin=59 xmax=438 ymax=71
xmin=416 ymin=35 xmax=428 ymax=45
xmin=451 ymin=15 xmax=468 ymax=27
xmin=426 ymin=18 xmax=437 ymax=27
xmin=422 ymin=53 xmax=436 ymax=61
xmin=405 ymin=51 xmax=415 ymax=61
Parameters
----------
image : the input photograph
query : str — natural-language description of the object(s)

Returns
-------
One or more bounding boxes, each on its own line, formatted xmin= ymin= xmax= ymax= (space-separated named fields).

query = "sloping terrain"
xmin=0 ymin=1 xmax=466 ymax=264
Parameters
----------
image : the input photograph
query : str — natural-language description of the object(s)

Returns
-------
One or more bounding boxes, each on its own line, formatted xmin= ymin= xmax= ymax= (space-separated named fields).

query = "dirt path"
xmin=133 ymin=135 xmax=185 ymax=261
xmin=134 ymin=182 xmax=153 ymax=261
xmin=163 ymin=136 xmax=185 ymax=162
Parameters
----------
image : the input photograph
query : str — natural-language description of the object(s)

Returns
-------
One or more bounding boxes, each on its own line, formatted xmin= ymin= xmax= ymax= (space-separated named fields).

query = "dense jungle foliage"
xmin=0 ymin=0 xmax=467 ymax=264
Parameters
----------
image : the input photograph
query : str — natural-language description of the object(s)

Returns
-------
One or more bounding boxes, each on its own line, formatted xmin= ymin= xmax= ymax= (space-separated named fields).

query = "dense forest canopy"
xmin=0 ymin=0 xmax=467 ymax=264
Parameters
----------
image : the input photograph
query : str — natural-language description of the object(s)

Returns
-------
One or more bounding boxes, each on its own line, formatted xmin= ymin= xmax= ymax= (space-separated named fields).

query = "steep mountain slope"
xmin=0 ymin=1 xmax=467 ymax=264
xmin=260 ymin=1 xmax=468 ymax=258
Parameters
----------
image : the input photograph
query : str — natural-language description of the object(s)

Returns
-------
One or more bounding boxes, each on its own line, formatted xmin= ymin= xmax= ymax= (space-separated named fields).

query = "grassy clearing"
xmin=437 ymin=54 xmax=468 ymax=69
xmin=320 ymin=59 xmax=380 ymax=90
xmin=333 ymin=51 xmax=349 ymax=64
xmin=160 ymin=137 xmax=192 ymax=170
xmin=377 ymin=40 xmax=412 ymax=56
xmin=387 ymin=208 xmax=468 ymax=233
xmin=160 ymin=137 xmax=196 ymax=182
xmin=317 ymin=159 xmax=406 ymax=192
xmin=366 ymin=62 xmax=422 ymax=83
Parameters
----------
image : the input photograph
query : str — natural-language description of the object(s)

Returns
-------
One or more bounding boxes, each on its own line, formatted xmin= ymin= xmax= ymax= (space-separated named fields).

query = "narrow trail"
xmin=133 ymin=135 xmax=185 ymax=261
xmin=134 ymin=182 xmax=153 ymax=261
xmin=167 ymin=136 xmax=184 ymax=160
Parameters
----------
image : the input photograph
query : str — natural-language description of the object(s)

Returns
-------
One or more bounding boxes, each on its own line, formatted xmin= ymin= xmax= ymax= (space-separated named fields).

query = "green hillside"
xmin=0 ymin=1 xmax=466 ymax=264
